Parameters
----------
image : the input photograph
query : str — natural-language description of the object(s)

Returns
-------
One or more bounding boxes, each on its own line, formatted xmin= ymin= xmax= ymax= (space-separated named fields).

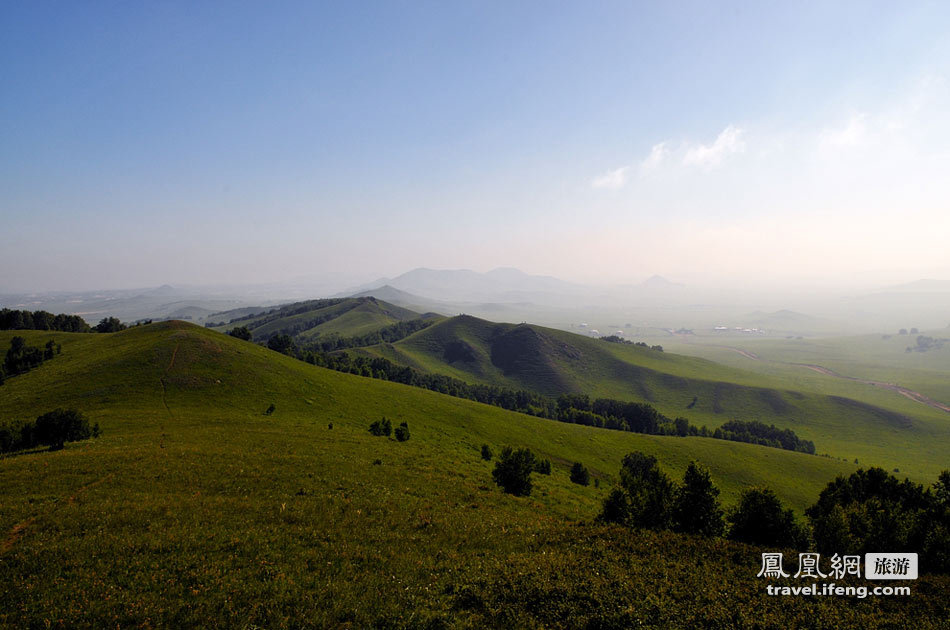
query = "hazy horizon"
xmin=3 ymin=2 xmax=950 ymax=293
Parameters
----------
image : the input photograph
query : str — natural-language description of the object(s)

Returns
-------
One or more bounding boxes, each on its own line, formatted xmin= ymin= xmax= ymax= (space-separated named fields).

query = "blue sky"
xmin=2 ymin=1 xmax=949 ymax=291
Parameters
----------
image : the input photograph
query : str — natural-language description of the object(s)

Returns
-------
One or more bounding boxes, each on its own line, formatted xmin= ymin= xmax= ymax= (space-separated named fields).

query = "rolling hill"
xmin=7 ymin=323 xmax=941 ymax=626
xmin=350 ymin=315 xmax=950 ymax=479
xmin=210 ymin=296 xmax=439 ymax=341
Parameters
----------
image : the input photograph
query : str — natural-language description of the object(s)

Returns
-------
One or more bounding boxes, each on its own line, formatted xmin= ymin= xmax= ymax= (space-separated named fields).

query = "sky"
xmin=2 ymin=1 xmax=950 ymax=292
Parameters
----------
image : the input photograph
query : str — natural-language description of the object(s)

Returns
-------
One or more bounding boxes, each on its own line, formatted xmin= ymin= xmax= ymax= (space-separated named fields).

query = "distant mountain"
xmin=639 ymin=275 xmax=685 ymax=289
xmin=343 ymin=267 xmax=585 ymax=304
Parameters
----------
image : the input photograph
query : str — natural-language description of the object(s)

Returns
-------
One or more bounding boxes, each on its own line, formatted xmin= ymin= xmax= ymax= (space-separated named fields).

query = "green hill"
xmin=210 ymin=296 xmax=437 ymax=341
xmin=7 ymin=323 xmax=941 ymax=626
xmin=350 ymin=316 xmax=950 ymax=480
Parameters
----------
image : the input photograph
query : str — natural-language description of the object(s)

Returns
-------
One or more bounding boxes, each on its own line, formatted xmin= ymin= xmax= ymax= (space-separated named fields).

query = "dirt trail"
xmin=792 ymin=363 xmax=950 ymax=414
xmin=158 ymin=342 xmax=180 ymax=448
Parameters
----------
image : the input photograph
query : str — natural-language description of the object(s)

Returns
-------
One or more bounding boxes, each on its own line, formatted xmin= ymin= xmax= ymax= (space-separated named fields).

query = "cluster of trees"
xmin=601 ymin=452 xmax=802 ymax=543
xmin=0 ymin=309 xmax=91 ymax=332
xmin=907 ymin=335 xmax=945 ymax=353
xmin=599 ymin=336 xmax=663 ymax=351
xmin=489 ymin=446 xmax=587 ymax=495
xmin=293 ymin=351 xmax=815 ymax=454
xmin=0 ymin=408 xmax=99 ymax=454
xmin=806 ymin=467 xmax=950 ymax=574
xmin=599 ymin=454 xmax=950 ymax=574
xmin=227 ymin=326 xmax=252 ymax=341
xmin=1 ymin=336 xmax=60 ymax=385
xmin=716 ymin=420 xmax=815 ymax=454
xmin=94 ymin=317 xmax=127 ymax=333
xmin=368 ymin=417 xmax=410 ymax=441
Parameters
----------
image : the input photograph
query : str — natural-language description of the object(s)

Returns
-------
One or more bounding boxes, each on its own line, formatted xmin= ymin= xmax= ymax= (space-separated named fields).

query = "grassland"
xmin=210 ymin=297 xmax=430 ymax=341
xmin=5 ymin=323 xmax=947 ymax=627
xmin=350 ymin=316 xmax=950 ymax=480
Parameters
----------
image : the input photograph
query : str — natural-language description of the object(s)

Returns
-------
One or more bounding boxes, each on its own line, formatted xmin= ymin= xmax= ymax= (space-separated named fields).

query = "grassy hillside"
xmin=351 ymin=316 xmax=950 ymax=479
xmin=6 ymin=323 xmax=942 ymax=627
xmin=209 ymin=296 xmax=433 ymax=341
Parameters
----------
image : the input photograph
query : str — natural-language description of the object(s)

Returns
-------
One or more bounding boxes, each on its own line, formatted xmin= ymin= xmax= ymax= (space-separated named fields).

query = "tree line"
xmin=1 ymin=336 xmax=60 ymax=385
xmin=244 ymin=335 xmax=817 ymax=454
xmin=598 ymin=453 xmax=950 ymax=575
xmin=0 ymin=309 xmax=91 ymax=332
xmin=0 ymin=408 xmax=99 ymax=454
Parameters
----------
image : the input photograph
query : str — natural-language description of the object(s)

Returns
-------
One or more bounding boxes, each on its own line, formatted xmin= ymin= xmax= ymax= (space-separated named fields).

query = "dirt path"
xmin=158 ymin=342 xmax=180 ymax=448
xmin=792 ymin=363 xmax=950 ymax=414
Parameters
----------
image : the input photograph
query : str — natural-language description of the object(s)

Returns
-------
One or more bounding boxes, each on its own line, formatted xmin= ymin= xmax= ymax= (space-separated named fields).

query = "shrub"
xmin=394 ymin=421 xmax=410 ymax=442
xmin=227 ymin=326 xmax=252 ymax=341
xmin=264 ymin=404 xmax=276 ymax=415
xmin=492 ymin=446 xmax=537 ymax=496
xmin=672 ymin=462 xmax=724 ymax=537
xmin=369 ymin=417 xmax=392 ymax=437
xmin=601 ymin=451 xmax=675 ymax=530
xmin=728 ymin=487 xmax=808 ymax=549
xmin=480 ymin=444 xmax=493 ymax=461
xmin=570 ymin=462 xmax=590 ymax=486
xmin=534 ymin=458 xmax=551 ymax=475
xmin=34 ymin=409 xmax=92 ymax=450
xmin=95 ymin=317 xmax=126 ymax=333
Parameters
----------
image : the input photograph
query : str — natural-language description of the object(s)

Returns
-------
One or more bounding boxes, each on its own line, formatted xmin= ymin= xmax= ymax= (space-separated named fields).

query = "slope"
xmin=210 ymin=296 xmax=430 ymax=341
xmin=2 ymin=324 xmax=946 ymax=627
xmin=351 ymin=316 xmax=950 ymax=479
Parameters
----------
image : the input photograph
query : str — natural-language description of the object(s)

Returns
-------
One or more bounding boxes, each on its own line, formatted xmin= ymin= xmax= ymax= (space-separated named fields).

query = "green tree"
xmin=492 ymin=446 xmax=537 ymax=496
xmin=369 ymin=417 xmax=392 ymax=437
xmin=729 ymin=487 xmax=808 ymax=549
xmin=480 ymin=444 xmax=493 ymax=461
xmin=602 ymin=451 xmax=675 ymax=530
xmin=672 ymin=462 xmax=724 ymax=536
xmin=34 ymin=409 xmax=93 ymax=450
xmin=95 ymin=317 xmax=126 ymax=333
xmin=394 ymin=421 xmax=410 ymax=442
xmin=267 ymin=334 xmax=296 ymax=355
xmin=570 ymin=462 xmax=590 ymax=486
xmin=228 ymin=326 xmax=252 ymax=341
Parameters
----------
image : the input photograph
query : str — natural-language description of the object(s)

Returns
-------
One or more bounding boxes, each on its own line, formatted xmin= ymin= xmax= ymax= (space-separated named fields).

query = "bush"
xmin=95 ymin=317 xmax=126 ymax=333
xmin=570 ymin=462 xmax=590 ymax=486
xmin=34 ymin=409 xmax=92 ymax=450
xmin=480 ymin=444 xmax=493 ymax=461
xmin=227 ymin=326 xmax=252 ymax=341
xmin=604 ymin=452 xmax=676 ymax=530
xmin=534 ymin=458 xmax=551 ymax=475
xmin=369 ymin=417 xmax=392 ymax=437
xmin=672 ymin=462 xmax=724 ymax=537
xmin=264 ymin=404 xmax=276 ymax=415
xmin=492 ymin=446 xmax=537 ymax=496
xmin=394 ymin=421 xmax=410 ymax=442
xmin=728 ymin=487 xmax=808 ymax=549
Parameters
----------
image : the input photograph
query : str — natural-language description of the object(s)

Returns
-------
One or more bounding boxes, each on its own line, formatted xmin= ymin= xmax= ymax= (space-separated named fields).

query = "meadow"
xmin=4 ymin=323 xmax=948 ymax=626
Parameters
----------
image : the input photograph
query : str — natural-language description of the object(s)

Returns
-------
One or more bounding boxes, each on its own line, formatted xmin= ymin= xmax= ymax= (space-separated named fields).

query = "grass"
xmin=210 ymin=296 xmax=423 ymax=341
xmin=6 ymin=323 xmax=945 ymax=626
xmin=350 ymin=316 xmax=950 ymax=480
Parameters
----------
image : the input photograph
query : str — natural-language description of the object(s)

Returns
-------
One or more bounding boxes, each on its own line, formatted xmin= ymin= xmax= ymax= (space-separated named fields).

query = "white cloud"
xmin=682 ymin=125 xmax=745 ymax=167
xmin=591 ymin=165 xmax=630 ymax=189
xmin=818 ymin=114 xmax=868 ymax=151
xmin=641 ymin=142 xmax=669 ymax=170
